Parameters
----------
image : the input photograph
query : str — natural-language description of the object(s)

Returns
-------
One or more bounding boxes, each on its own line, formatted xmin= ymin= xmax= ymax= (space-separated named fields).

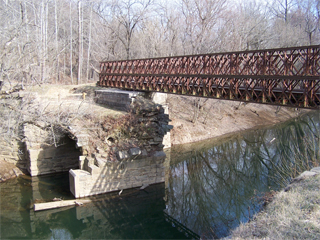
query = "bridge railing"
xmin=100 ymin=45 xmax=319 ymax=76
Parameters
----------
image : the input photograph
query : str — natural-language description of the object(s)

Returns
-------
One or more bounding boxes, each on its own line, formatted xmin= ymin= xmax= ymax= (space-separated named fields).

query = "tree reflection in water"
xmin=165 ymin=112 xmax=320 ymax=239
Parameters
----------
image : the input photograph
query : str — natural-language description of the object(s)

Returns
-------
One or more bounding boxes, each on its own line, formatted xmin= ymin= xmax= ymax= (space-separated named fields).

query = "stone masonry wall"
xmin=95 ymin=89 xmax=140 ymax=111
xmin=69 ymin=93 xmax=172 ymax=198
xmin=27 ymin=142 xmax=80 ymax=176
xmin=0 ymin=136 xmax=25 ymax=169
xmin=70 ymin=152 xmax=165 ymax=198
xmin=25 ymin=124 xmax=81 ymax=176
xmin=0 ymin=98 xmax=27 ymax=171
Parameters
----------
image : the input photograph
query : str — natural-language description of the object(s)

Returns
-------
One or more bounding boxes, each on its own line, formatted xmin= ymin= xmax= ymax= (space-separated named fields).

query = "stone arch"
xmin=24 ymin=124 xmax=82 ymax=176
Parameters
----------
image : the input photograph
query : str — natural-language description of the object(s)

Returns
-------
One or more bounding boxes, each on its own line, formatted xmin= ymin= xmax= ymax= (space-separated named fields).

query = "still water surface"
xmin=1 ymin=111 xmax=319 ymax=239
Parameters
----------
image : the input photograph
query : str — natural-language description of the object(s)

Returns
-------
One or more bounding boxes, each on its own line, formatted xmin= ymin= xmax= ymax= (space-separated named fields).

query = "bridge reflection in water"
xmin=1 ymin=113 xmax=319 ymax=239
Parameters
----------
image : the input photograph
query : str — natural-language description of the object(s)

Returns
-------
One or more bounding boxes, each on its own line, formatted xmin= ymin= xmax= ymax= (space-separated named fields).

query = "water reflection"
xmin=0 ymin=112 xmax=319 ymax=239
xmin=0 ymin=176 xmax=190 ymax=239
xmin=165 ymin=112 xmax=320 ymax=239
xmin=50 ymin=228 xmax=73 ymax=240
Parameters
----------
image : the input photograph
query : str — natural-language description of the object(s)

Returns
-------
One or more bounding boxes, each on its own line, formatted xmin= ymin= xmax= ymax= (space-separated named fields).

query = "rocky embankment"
xmin=83 ymin=95 xmax=171 ymax=163
xmin=0 ymin=159 xmax=24 ymax=182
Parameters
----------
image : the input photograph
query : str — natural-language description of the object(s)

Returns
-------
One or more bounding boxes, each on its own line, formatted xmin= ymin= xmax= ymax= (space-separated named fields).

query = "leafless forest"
xmin=1 ymin=0 xmax=319 ymax=86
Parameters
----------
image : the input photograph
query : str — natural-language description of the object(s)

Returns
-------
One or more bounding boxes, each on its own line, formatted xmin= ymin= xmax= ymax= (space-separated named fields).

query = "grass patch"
xmin=229 ymin=173 xmax=320 ymax=239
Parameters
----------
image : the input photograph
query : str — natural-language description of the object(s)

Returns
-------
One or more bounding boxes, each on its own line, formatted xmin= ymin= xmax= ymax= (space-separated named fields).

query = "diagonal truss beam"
xmin=99 ymin=45 xmax=320 ymax=109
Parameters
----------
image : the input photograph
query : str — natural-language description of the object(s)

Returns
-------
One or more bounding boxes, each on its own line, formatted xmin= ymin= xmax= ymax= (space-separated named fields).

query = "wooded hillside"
xmin=1 ymin=0 xmax=319 ymax=86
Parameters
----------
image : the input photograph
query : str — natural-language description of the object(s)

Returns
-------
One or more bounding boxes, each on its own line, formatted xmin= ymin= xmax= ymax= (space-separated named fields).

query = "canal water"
xmin=1 ymin=111 xmax=319 ymax=239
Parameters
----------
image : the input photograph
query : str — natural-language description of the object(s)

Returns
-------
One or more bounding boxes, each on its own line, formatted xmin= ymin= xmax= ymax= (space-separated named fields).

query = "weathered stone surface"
xmin=152 ymin=92 xmax=167 ymax=105
xmin=88 ymin=165 xmax=100 ymax=176
xmin=116 ymin=150 xmax=129 ymax=160
xmin=95 ymin=89 xmax=141 ymax=111
xmin=153 ymin=137 xmax=163 ymax=142
xmin=141 ymin=149 xmax=148 ymax=157
xmin=129 ymin=148 xmax=141 ymax=156
xmin=153 ymin=151 xmax=166 ymax=158
xmin=69 ymin=152 xmax=166 ymax=198
xmin=26 ymin=135 xmax=81 ymax=176
xmin=68 ymin=93 xmax=171 ymax=197
xmin=95 ymin=157 xmax=107 ymax=167
xmin=0 ymin=159 xmax=24 ymax=182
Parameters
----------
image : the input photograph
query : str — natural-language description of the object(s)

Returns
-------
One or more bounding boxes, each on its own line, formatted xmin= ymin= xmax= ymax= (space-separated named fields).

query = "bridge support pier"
xmin=69 ymin=90 xmax=172 ymax=198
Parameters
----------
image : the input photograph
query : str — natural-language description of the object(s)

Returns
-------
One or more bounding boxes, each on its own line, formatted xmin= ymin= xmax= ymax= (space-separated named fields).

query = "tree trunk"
xmin=86 ymin=3 xmax=93 ymax=81
xmin=77 ymin=0 xmax=82 ymax=85
xmin=55 ymin=0 xmax=59 ymax=83
xmin=70 ymin=1 xmax=73 ymax=84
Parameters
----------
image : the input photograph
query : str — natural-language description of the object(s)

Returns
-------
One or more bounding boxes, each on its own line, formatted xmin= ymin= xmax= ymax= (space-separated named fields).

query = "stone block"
xmin=69 ymin=169 xmax=91 ymax=198
xmin=152 ymin=92 xmax=167 ymax=105
xmin=95 ymin=90 xmax=141 ymax=111
xmin=79 ymin=156 xmax=86 ymax=169
xmin=129 ymin=147 xmax=141 ymax=156
xmin=162 ymin=131 xmax=171 ymax=149
xmin=116 ymin=150 xmax=129 ymax=160
xmin=141 ymin=149 xmax=148 ymax=156
xmin=70 ymin=147 xmax=166 ymax=198
xmin=28 ymin=149 xmax=40 ymax=161
xmin=153 ymin=137 xmax=163 ymax=142
xmin=95 ymin=157 xmax=107 ymax=167
xmin=88 ymin=165 xmax=100 ymax=176
xmin=153 ymin=151 xmax=166 ymax=158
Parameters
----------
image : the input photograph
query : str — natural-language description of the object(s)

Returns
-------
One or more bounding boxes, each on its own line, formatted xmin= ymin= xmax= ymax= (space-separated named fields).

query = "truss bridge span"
xmin=98 ymin=45 xmax=320 ymax=109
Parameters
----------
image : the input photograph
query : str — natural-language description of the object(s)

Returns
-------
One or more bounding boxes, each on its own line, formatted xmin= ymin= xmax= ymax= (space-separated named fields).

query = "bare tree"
xmin=179 ymin=0 xmax=226 ymax=54
xmin=96 ymin=0 xmax=154 ymax=60
xmin=86 ymin=2 xmax=93 ymax=81
xmin=223 ymin=0 xmax=270 ymax=51
xmin=157 ymin=1 xmax=184 ymax=56
xmin=0 ymin=0 xmax=319 ymax=89
xmin=297 ymin=0 xmax=319 ymax=44
xmin=269 ymin=0 xmax=297 ymax=23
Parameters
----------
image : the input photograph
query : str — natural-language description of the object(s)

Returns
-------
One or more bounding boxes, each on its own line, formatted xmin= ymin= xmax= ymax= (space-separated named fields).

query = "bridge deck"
xmin=98 ymin=46 xmax=320 ymax=109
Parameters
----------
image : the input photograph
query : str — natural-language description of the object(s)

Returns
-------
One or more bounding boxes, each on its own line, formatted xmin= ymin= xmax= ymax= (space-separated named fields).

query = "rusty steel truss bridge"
xmin=98 ymin=45 xmax=320 ymax=109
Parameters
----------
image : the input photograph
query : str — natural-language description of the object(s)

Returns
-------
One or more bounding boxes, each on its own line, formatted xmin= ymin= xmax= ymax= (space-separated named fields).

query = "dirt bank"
xmin=167 ymin=94 xmax=310 ymax=145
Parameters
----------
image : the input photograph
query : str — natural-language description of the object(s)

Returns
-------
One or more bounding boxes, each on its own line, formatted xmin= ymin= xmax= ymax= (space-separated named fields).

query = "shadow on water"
xmin=165 ymin=111 xmax=320 ymax=239
xmin=0 ymin=112 xmax=319 ymax=239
